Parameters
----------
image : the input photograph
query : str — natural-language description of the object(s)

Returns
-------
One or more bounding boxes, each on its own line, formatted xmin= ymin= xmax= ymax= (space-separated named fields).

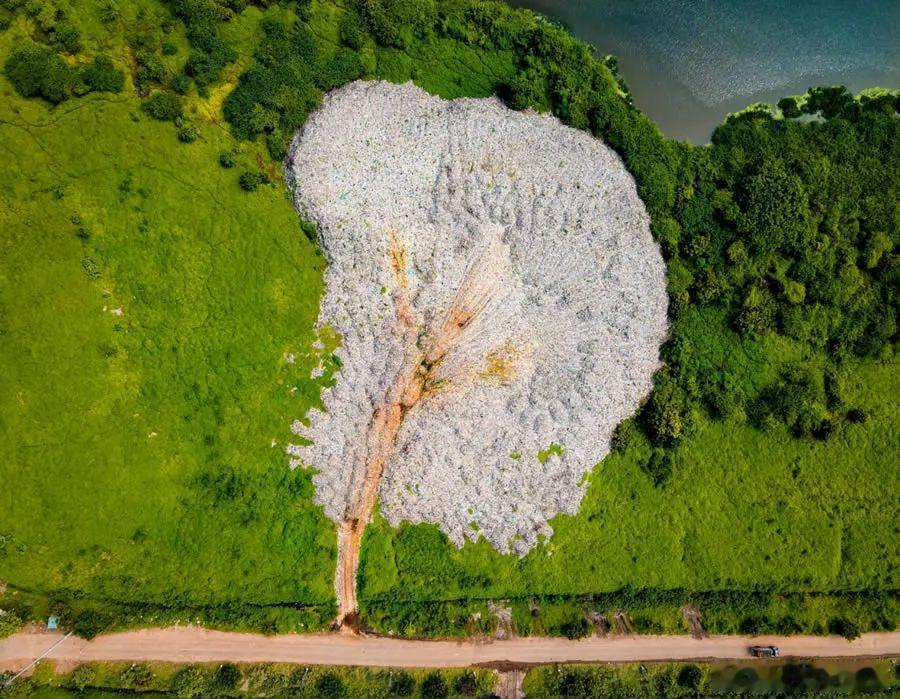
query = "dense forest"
xmin=0 ymin=0 xmax=897 ymax=640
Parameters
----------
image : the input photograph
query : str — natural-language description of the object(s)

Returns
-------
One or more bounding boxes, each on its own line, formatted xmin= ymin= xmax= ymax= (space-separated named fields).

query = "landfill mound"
xmin=286 ymin=80 xmax=668 ymax=561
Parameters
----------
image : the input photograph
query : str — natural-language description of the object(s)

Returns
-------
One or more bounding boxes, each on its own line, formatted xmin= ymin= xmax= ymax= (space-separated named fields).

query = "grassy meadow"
xmin=359 ymin=349 xmax=898 ymax=635
xmin=0 ymin=9 xmax=339 ymax=629
xmin=0 ymin=0 xmax=897 ymax=638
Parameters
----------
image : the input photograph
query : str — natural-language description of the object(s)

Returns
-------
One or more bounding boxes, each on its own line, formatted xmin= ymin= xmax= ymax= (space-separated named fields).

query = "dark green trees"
xmin=4 ymin=47 xmax=72 ymax=102
xmin=4 ymin=47 xmax=124 ymax=103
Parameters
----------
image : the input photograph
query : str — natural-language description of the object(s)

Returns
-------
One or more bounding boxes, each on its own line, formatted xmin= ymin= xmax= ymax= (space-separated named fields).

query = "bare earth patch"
xmin=286 ymin=81 xmax=667 ymax=622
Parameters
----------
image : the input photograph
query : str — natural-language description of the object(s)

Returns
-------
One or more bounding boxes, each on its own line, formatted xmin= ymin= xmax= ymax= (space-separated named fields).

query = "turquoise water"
xmin=509 ymin=0 xmax=900 ymax=142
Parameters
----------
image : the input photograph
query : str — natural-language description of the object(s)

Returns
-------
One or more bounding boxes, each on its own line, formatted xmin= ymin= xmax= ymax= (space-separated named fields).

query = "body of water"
xmin=509 ymin=0 xmax=900 ymax=142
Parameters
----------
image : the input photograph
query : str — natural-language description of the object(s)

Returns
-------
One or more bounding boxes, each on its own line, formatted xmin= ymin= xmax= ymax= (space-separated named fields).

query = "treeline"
xmin=217 ymin=0 xmax=672 ymax=170
xmin=640 ymin=87 xmax=900 ymax=456
xmin=6 ymin=0 xmax=897 ymax=400
xmin=0 ymin=0 xmax=84 ymax=52
xmin=166 ymin=0 xmax=236 ymax=90
xmin=1 ymin=0 xmax=125 ymax=101
xmin=10 ymin=0 xmax=895 ymax=465
xmin=4 ymin=46 xmax=123 ymax=102
xmin=5 ymin=661 xmax=494 ymax=698
xmin=523 ymin=663 xmax=711 ymax=699
xmin=523 ymin=661 xmax=898 ymax=698
xmin=360 ymin=587 xmax=899 ymax=640
xmin=222 ymin=15 xmax=364 ymax=159
xmin=0 ymin=585 xmax=336 ymax=639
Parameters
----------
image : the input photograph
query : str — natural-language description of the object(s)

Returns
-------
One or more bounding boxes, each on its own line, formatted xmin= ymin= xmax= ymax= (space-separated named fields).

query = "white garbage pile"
xmin=285 ymin=81 xmax=668 ymax=554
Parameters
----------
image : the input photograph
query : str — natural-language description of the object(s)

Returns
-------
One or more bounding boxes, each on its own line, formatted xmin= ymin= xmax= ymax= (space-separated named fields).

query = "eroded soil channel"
xmin=337 ymin=232 xmax=512 ymax=626
xmin=285 ymin=81 xmax=668 ymax=628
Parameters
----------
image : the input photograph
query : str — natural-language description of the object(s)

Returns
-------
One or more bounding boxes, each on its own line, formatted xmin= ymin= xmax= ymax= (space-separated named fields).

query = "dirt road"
xmin=3 ymin=628 xmax=899 ymax=673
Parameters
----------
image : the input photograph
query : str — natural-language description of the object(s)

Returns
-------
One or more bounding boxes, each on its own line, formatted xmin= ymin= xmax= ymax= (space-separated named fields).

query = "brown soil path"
xmin=334 ymin=233 xmax=509 ymax=627
xmin=3 ymin=629 xmax=899 ymax=672
xmin=332 ymin=233 xmax=423 ymax=627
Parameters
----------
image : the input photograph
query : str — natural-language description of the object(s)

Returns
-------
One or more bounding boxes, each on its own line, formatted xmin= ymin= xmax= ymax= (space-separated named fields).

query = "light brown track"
xmin=334 ymin=232 xmax=506 ymax=628
xmin=2 ymin=629 xmax=900 ymax=672
xmin=333 ymin=233 xmax=422 ymax=628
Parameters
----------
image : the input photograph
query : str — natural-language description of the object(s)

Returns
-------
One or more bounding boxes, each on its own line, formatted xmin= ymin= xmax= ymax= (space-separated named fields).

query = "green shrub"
xmin=97 ymin=0 xmax=121 ymax=23
xmin=388 ymin=670 xmax=415 ymax=696
xmin=735 ymin=286 xmax=776 ymax=337
xmin=52 ymin=21 xmax=82 ymax=53
xmin=79 ymin=55 xmax=125 ymax=93
xmin=72 ymin=609 xmax=113 ymax=639
xmin=315 ymin=47 xmax=364 ymax=91
xmin=171 ymin=73 xmax=191 ymax=94
xmin=777 ymin=96 xmax=801 ymax=118
xmin=559 ymin=616 xmax=591 ymax=639
xmin=315 ymin=671 xmax=346 ymax=698
xmin=692 ymin=267 xmax=728 ymax=304
xmin=171 ymin=665 xmax=207 ymax=698
xmin=804 ymin=85 xmax=854 ymax=118
xmin=185 ymin=36 xmax=237 ymax=88
xmin=453 ymin=671 xmax=478 ymax=697
xmin=266 ymin=130 xmax=287 ymax=160
xmin=610 ymin=418 xmax=636 ymax=454
xmin=0 ymin=609 xmax=21 ymax=639
xmin=738 ymin=163 xmax=810 ymax=254
xmin=177 ymin=124 xmax=199 ymax=143
xmin=420 ymin=671 xmax=448 ymax=699
xmin=70 ymin=664 xmax=96 ymax=691
xmin=643 ymin=372 xmax=690 ymax=445
xmin=828 ymin=617 xmax=861 ymax=640
xmin=4 ymin=47 xmax=71 ymax=103
xmin=504 ymin=67 xmax=549 ymax=112
xmin=142 ymin=91 xmax=184 ymax=120
xmin=644 ymin=448 xmax=673 ymax=487
xmin=339 ymin=10 xmax=365 ymax=49
xmin=222 ymin=19 xmax=324 ymax=139
xmin=676 ymin=664 xmax=701 ymax=690
xmin=218 ymin=150 xmax=236 ymax=168
xmin=352 ymin=0 xmax=436 ymax=47
xmin=169 ymin=0 xmax=237 ymax=87
xmin=238 ymin=170 xmax=266 ymax=191
xmin=120 ymin=663 xmax=154 ymax=688
xmin=131 ymin=42 xmax=168 ymax=94
xmin=211 ymin=663 xmax=241 ymax=690
xmin=753 ymin=366 xmax=828 ymax=438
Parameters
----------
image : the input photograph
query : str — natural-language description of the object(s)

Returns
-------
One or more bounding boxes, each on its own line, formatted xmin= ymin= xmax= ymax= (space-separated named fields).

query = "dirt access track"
xmin=3 ymin=629 xmax=899 ymax=672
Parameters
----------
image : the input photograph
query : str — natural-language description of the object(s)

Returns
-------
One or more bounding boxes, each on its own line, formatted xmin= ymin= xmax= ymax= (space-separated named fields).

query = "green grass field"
xmin=0 ymin=14 xmax=339 ymax=628
xmin=0 ymin=0 xmax=897 ymax=638
xmin=358 ymin=347 xmax=898 ymax=635
xmin=364 ymin=317 xmax=898 ymax=596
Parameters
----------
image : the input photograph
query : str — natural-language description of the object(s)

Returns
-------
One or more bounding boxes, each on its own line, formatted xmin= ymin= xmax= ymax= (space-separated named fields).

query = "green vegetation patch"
xmin=3 ymin=661 xmax=496 ymax=698
xmin=523 ymin=659 xmax=900 ymax=698
xmin=0 ymin=17 xmax=336 ymax=632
